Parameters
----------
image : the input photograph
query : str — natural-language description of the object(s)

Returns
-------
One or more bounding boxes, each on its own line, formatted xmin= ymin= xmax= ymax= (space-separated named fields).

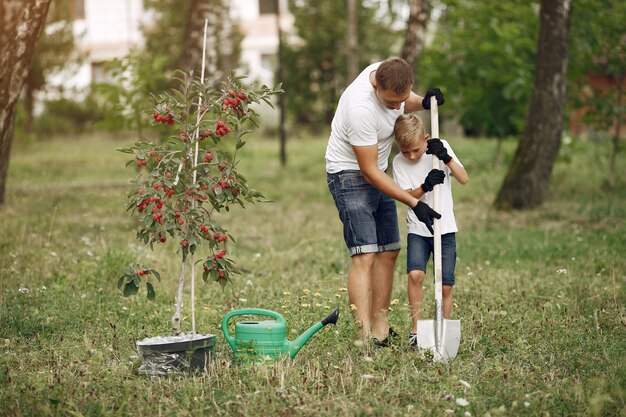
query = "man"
xmin=325 ymin=57 xmax=444 ymax=346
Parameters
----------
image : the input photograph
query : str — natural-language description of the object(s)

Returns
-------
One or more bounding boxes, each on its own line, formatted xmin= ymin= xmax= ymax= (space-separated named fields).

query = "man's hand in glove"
xmin=421 ymin=88 xmax=445 ymax=110
xmin=411 ymin=201 xmax=441 ymax=235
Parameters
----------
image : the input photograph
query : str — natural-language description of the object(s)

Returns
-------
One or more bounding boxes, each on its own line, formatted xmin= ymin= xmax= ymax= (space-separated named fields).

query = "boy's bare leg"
xmin=370 ymin=249 xmax=399 ymax=340
xmin=442 ymin=285 xmax=453 ymax=319
xmin=347 ymin=253 xmax=376 ymax=338
xmin=408 ymin=269 xmax=425 ymax=332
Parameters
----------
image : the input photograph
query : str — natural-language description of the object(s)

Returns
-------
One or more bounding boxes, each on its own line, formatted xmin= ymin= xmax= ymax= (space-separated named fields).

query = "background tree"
xmin=283 ymin=0 xmax=400 ymax=130
xmin=420 ymin=0 xmax=538 ymax=146
xmin=346 ymin=0 xmax=359 ymax=83
xmin=143 ymin=0 xmax=241 ymax=84
xmin=180 ymin=0 xmax=241 ymax=85
xmin=568 ymin=0 xmax=625 ymax=189
xmin=96 ymin=0 xmax=242 ymax=135
xmin=400 ymin=0 xmax=431 ymax=78
xmin=23 ymin=0 xmax=80 ymax=133
xmin=0 ymin=0 xmax=52 ymax=205
xmin=495 ymin=0 xmax=572 ymax=210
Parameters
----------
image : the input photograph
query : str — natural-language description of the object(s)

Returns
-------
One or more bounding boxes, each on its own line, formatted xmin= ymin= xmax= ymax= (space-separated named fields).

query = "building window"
xmin=259 ymin=0 xmax=277 ymax=15
xmin=91 ymin=62 xmax=114 ymax=85
xmin=261 ymin=53 xmax=277 ymax=73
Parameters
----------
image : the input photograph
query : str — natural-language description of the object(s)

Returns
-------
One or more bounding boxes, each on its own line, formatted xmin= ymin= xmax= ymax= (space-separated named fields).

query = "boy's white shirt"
xmin=325 ymin=62 xmax=405 ymax=173
xmin=392 ymin=139 xmax=463 ymax=237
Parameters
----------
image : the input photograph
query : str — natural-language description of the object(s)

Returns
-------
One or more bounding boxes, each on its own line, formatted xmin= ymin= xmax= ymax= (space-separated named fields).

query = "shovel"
xmin=414 ymin=96 xmax=461 ymax=361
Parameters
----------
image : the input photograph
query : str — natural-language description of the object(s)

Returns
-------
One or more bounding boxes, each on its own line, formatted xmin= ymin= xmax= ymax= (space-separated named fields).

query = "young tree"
xmin=495 ymin=0 xmax=572 ymax=210
xmin=0 ymin=0 xmax=52 ymax=205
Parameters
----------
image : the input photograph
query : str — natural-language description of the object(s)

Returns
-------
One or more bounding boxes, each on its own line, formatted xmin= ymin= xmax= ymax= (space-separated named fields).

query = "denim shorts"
xmin=407 ymin=233 xmax=456 ymax=286
xmin=327 ymin=170 xmax=401 ymax=256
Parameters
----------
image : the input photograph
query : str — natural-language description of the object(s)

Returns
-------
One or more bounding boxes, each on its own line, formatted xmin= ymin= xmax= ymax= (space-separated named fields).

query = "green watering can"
xmin=222 ymin=307 xmax=339 ymax=361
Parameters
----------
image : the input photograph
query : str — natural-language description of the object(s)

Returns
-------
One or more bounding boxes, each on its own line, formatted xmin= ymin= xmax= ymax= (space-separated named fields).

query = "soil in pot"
xmin=136 ymin=333 xmax=216 ymax=376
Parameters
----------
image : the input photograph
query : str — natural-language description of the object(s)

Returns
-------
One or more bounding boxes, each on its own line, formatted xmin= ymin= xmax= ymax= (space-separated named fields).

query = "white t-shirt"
xmin=325 ymin=62 xmax=405 ymax=173
xmin=392 ymin=140 xmax=463 ymax=237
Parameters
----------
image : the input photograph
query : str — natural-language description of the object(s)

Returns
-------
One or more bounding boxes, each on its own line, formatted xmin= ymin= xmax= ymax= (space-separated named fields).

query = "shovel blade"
xmin=415 ymin=319 xmax=461 ymax=362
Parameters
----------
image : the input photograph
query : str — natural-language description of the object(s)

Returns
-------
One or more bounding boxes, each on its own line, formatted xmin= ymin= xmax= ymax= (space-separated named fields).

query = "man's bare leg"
xmin=370 ymin=249 xmax=399 ymax=340
xmin=347 ymin=253 xmax=376 ymax=338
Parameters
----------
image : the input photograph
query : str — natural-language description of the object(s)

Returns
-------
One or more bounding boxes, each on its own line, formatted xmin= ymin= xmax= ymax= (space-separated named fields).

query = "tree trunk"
xmin=494 ymin=0 xmax=572 ymax=210
xmin=346 ymin=0 xmax=359 ymax=83
xmin=0 ymin=0 xmax=52 ymax=205
xmin=400 ymin=0 xmax=431 ymax=75
xmin=608 ymin=74 xmax=623 ymax=189
xmin=181 ymin=0 xmax=235 ymax=87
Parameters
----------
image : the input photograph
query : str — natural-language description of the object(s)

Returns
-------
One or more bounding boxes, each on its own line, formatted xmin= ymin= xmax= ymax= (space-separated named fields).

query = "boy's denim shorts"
xmin=407 ymin=232 xmax=456 ymax=286
xmin=327 ymin=170 xmax=401 ymax=256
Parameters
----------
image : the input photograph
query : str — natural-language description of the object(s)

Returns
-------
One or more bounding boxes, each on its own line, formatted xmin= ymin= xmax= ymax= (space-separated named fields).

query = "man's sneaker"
xmin=388 ymin=327 xmax=399 ymax=339
xmin=373 ymin=327 xmax=399 ymax=349
xmin=408 ymin=332 xmax=418 ymax=348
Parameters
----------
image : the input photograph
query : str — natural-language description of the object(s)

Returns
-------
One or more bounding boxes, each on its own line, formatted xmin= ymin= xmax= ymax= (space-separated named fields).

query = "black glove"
xmin=426 ymin=138 xmax=452 ymax=165
xmin=411 ymin=201 xmax=441 ymax=235
xmin=421 ymin=88 xmax=445 ymax=110
xmin=420 ymin=169 xmax=445 ymax=193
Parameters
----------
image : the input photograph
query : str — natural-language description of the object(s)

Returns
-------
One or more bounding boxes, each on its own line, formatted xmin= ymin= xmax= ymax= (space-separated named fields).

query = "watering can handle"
xmin=221 ymin=308 xmax=287 ymax=351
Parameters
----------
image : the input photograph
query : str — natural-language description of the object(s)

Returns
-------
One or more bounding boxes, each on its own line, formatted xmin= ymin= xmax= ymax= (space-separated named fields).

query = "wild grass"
xmin=0 ymin=131 xmax=624 ymax=416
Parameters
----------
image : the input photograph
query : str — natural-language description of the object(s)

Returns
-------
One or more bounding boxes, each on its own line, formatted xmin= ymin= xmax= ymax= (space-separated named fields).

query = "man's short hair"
xmin=375 ymin=58 xmax=413 ymax=94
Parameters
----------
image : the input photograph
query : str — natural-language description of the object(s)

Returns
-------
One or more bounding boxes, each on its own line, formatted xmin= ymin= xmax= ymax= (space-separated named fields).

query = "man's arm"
xmin=353 ymin=144 xmax=419 ymax=208
xmin=404 ymin=92 xmax=425 ymax=113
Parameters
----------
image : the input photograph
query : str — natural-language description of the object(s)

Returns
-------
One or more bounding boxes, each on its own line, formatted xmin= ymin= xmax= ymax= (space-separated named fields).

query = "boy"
xmin=392 ymin=113 xmax=468 ymax=348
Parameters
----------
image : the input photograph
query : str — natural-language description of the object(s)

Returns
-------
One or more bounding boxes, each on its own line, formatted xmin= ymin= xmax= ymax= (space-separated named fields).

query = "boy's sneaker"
xmin=408 ymin=332 xmax=418 ymax=349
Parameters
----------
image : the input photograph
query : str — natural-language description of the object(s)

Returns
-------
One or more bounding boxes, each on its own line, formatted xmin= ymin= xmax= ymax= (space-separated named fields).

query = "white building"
xmin=64 ymin=0 xmax=290 ymax=90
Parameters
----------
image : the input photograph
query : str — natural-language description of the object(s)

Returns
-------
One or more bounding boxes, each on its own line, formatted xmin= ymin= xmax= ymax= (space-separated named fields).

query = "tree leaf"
xmin=146 ymin=282 xmax=156 ymax=300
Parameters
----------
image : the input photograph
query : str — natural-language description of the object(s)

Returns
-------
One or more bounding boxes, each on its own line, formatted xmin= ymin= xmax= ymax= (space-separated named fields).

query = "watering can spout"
xmin=288 ymin=307 xmax=339 ymax=359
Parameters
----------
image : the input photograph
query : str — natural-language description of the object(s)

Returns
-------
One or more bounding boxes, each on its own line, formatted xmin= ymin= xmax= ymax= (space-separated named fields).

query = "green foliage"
xmin=34 ymin=96 xmax=106 ymax=135
xmin=92 ymin=52 xmax=171 ymax=135
xmin=421 ymin=0 xmax=539 ymax=137
xmin=118 ymin=70 xmax=282 ymax=292
xmin=568 ymin=0 xmax=626 ymax=133
xmin=283 ymin=0 xmax=402 ymax=128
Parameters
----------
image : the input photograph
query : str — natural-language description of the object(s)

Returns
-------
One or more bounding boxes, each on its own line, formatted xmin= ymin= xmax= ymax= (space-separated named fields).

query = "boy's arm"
xmin=447 ymin=159 xmax=468 ymax=185
xmin=427 ymin=138 xmax=468 ymax=185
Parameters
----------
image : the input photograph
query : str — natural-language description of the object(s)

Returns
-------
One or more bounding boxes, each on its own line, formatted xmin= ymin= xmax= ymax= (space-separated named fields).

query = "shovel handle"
xmin=430 ymin=97 xmax=443 ymax=303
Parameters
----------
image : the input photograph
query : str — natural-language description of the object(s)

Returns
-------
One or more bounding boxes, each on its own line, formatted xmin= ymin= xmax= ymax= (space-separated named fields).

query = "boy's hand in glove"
xmin=421 ymin=88 xmax=445 ymax=109
xmin=421 ymin=169 xmax=445 ymax=193
xmin=412 ymin=201 xmax=441 ymax=235
xmin=426 ymin=138 xmax=452 ymax=165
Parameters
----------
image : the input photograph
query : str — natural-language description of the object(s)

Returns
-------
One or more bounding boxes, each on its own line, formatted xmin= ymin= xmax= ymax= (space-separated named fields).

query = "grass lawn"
xmin=0 ymin=131 xmax=624 ymax=416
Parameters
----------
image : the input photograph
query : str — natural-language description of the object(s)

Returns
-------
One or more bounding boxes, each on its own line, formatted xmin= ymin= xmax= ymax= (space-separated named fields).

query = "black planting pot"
xmin=136 ymin=333 xmax=216 ymax=376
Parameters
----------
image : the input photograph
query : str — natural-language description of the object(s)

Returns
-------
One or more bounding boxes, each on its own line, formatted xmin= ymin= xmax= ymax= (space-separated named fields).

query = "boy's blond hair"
xmin=394 ymin=113 xmax=425 ymax=147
